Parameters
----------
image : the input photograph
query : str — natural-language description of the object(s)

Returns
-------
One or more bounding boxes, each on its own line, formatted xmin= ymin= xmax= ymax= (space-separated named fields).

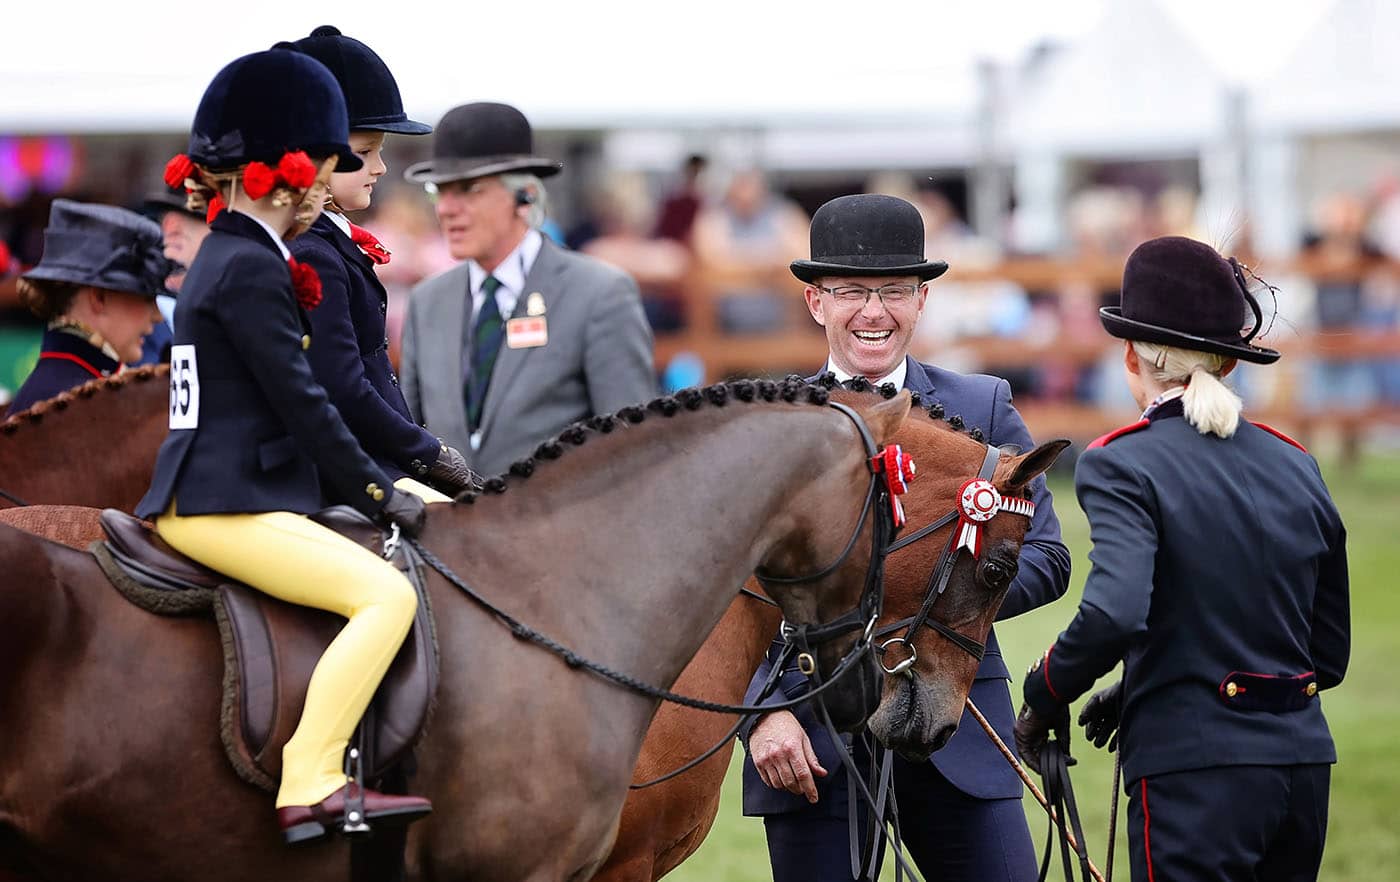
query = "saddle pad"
xmin=90 ymin=514 xmax=440 ymax=793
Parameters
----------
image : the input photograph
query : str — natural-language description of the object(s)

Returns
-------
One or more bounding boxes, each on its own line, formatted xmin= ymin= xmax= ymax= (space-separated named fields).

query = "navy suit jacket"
xmin=289 ymin=215 xmax=440 ymax=485
xmin=138 ymin=211 xmax=394 ymax=521
xmin=6 ymin=329 xmax=120 ymax=416
xmin=742 ymin=357 xmax=1072 ymax=816
xmin=1024 ymin=401 xmax=1349 ymax=785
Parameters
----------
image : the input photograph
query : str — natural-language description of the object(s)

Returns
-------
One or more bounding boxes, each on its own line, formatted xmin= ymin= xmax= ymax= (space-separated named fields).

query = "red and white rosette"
xmin=955 ymin=478 xmax=1001 ymax=558
xmin=871 ymin=444 xmax=917 ymax=527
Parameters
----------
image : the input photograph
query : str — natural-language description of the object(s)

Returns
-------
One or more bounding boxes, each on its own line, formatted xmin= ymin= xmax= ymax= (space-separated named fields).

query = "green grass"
xmin=669 ymin=454 xmax=1400 ymax=882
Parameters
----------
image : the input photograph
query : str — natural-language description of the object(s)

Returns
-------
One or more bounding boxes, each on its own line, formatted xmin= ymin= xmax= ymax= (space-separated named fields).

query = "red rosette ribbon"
xmin=164 ymin=154 xmax=195 ymax=189
xmin=349 ymin=222 xmax=392 ymax=265
xmin=287 ymin=257 xmax=323 ymax=311
xmin=954 ymin=478 xmax=1002 ymax=559
xmin=204 ymin=192 xmax=227 ymax=225
xmin=870 ymin=444 xmax=916 ymax=527
xmin=277 ymin=151 xmax=317 ymax=189
xmin=242 ymin=162 xmax=277 ymax=201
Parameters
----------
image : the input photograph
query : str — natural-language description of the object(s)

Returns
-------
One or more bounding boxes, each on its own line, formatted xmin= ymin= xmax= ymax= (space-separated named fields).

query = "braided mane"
xmin=1 ymin=364 xmax=168 ymax=436
xmin=815 ymin=372 xmax=984 ymax=442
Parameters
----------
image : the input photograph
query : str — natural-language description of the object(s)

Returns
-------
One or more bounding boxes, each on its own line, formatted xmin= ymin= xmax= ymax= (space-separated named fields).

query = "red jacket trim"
xmin=1087 ymin=419 xmax=1149 ymax=449
xmin=1250 ymin=421 xmax=1307 ymax=453
xmin=1042 ymin=644 xmax=1062 ymax=702
xmin=39 ymin=351 xmax=107 ymax=378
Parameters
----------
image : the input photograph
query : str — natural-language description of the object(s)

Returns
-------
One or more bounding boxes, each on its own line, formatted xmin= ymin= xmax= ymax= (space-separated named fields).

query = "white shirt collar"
xmin=233 ymin=209 xmax=291 ymax=261
xmin=1141 ymin=384 xmax=1186 ymax=419
xmin=825 ymin=357 xmax=908 ymax=391
xmin=468 ymin=229 xmax=543 ymax=318
xmin=323 ymin=210 xmax=353 ymax=239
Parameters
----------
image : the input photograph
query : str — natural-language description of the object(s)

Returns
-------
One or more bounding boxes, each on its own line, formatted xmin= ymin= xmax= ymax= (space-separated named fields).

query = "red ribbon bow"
xmin=243 ymin=152 xmax=318 ymax=201
xmin=287 ymin=257 xmax=323 ymax=311
xmin=348 ymin=222 xmax=392 ymax=265
xmin=870 ymin=444 xmax=917 ymax=527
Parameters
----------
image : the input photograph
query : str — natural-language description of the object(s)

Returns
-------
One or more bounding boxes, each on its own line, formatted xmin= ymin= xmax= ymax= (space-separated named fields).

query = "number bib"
xmin=169 ymin=344 xmax=201 ymax=429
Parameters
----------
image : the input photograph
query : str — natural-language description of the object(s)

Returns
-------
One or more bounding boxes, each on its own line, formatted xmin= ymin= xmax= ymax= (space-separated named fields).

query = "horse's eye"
xmin=980 ymin=558 xmax=1015 ymax=588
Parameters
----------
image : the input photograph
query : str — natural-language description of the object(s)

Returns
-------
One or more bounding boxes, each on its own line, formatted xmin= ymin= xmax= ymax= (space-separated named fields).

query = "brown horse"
xmin=0 ymin=381 xmax=912 ymax=882
xmin=0 ymin=365 xmax=167 ymax=511
xmin=595 ymin=385 xmax=1069 ymax=881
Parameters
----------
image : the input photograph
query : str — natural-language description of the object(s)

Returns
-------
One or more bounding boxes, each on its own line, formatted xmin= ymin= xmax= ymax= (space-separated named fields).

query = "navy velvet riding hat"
xmin=189 ymin=48 xmax=362 ymax=173
xmin=790 ymin=194 xmax=950 ymax=284
xmin=1101 ymin=236 xmax=1280 ymax=365
xmin=22 ymin=199 xmax=177 ymax=298
xmin=402 ymin=102 xmax=562 ymax=185
xmin=286 ymin=26 xmax=431 ymax=135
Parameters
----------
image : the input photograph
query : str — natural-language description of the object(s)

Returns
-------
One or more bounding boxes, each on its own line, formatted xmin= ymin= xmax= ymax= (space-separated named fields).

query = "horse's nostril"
xmin=930 ymin=722 xmax=957 ymax=751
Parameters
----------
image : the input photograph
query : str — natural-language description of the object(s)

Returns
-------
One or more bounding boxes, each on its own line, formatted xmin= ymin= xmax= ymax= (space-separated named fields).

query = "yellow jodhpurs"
xmin=155 ymin=506 xmax=417 ymax=808
xmin=393 ymin=476 xmax=453 ymax=504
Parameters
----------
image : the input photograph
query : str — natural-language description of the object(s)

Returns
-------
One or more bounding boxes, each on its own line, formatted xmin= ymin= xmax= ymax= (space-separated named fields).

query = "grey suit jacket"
xmin=400 ymin=238 xmax=656 ymax=478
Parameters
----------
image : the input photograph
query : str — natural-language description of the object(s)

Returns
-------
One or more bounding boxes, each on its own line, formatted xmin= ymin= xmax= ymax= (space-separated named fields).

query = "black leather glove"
xmin=1077 ymin=679 xmax=1123 ymax=751
xmin=426 ymin=444 xmax=484 ymax=496
xmin=379 ymin=489 xmax=427 ymax=537
xmin=1014 ymin=702 xmax=1073 ymax=776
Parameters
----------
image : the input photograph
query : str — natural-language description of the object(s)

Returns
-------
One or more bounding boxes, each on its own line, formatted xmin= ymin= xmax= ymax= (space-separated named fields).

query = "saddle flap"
xmin=99 ymin=508 xmax=224 ymax=591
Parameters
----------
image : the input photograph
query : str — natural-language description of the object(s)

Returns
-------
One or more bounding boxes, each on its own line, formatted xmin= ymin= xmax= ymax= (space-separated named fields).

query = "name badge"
xmin=506 ymin=316 xmax=548 ymax=349
xmin=168 ymin=344 xmax=201 ymax=429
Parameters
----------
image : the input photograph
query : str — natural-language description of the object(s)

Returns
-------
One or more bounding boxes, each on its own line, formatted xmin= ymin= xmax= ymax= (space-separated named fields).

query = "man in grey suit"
xmin=400 ymin=102 xmax=656 ymax=478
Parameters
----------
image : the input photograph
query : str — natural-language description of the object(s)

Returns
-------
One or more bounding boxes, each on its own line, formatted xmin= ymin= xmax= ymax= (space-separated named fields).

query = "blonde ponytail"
xmin=1132 ymin=341 xmax=1242 ymax=438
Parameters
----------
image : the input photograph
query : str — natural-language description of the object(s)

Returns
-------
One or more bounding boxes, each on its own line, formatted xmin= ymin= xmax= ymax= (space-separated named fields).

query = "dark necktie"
xmin=465 ymin=275 xmax=505 ymax=433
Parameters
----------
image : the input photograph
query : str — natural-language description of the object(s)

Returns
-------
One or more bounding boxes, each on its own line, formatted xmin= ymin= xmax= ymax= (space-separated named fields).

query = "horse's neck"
xmin=426 ymin=407 xmax=840 ymax=700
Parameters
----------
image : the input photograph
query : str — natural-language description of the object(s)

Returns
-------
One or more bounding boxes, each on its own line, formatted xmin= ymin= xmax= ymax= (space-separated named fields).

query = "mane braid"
xmin=1 ymin=365 xmax=165 ymax=436
xmin=452 ymin=379 xmax=833 ymax=503
xmin=831 ymin=378 xmax=976 ymax=439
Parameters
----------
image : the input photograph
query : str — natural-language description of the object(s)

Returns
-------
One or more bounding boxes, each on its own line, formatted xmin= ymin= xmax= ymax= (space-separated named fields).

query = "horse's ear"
xmin=861 ymin=389 xmax=912 ymax=446
xmin=1002 ymin=439 xmax=1071 ymax=491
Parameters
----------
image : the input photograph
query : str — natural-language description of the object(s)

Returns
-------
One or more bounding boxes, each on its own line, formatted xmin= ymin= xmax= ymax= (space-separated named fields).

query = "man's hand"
xmin=749 ymin=710 xmax=827 ymax=804
xmin=1077 ymin=680 xmax=1123 ymax=751
xmin=426 ymin=444 xmax=483 ymax=496
xmin=1014 ymin=702 xmax=1072 ymax=776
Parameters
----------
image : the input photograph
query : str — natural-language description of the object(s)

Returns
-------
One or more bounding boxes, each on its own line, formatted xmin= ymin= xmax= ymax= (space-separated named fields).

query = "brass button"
xmin=1305 ymin=682 xmax=1318 ymax=697
xmin=1225 ymin=682 xmax=1238 ymax=698
xmin=372 ymin=488 xmax=385 ymax=502
xmin=366 ymin=482 xmax=379 ymax=497
xmin=301 ymin=334 xmax=311 ymax=350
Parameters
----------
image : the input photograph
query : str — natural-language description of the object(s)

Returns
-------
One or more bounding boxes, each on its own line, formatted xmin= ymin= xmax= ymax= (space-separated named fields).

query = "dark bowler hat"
xmin=1101 ymin=236 xmax=1280 ymax=365
xmin=286 ymin=26 xmax=431 ymax=135
xmin=790 ymin=194 xmax=949 ymax=284
xmin=402 ymin=102 xmax=561 ymax=185
xmin=189 ymin=48 xmax=362 ymax=172
xmin=140 ymin=183 xmax=204 ymax=223
xmin=23 ymin=199 xmax=176 ymax=298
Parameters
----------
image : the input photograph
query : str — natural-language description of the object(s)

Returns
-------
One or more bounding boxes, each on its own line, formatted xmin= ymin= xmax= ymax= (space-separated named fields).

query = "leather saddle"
xmin=97 ymin=508 xmax=439 ymax=792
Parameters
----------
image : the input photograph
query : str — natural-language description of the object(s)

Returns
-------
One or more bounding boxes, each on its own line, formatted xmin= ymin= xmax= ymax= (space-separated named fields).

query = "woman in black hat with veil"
xmin=1016 ymin=236 xmax=1349 ymax=882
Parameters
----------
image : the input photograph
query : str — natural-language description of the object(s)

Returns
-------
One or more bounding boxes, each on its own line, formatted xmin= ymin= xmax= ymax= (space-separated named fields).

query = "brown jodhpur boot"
xmin=277 ymin=783 xmax=432 ymax=844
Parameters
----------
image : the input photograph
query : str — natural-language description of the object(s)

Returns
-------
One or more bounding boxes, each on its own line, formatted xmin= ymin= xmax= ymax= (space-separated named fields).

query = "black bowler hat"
xmin=790 ymin=194 xmax=949 ymax=284
xmin=1101 ymin=236 xmax=1280 ymax=365
xmin=140 ymin=183 xmax=203 ymax=223
xmin=23 ymin=200 xmax=177 ymax=298
xmin=402 ymin=102 xmax=561 ymax=185
xmin=285 ymin=26 xmax=431 ymax=135
xmin=188 ymin=48 xmax=362 ymax=173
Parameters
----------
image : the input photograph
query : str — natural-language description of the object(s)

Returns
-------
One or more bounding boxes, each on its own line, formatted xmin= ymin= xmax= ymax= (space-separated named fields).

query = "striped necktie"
xmin=465 ymin=275 xmax=505 ymax=433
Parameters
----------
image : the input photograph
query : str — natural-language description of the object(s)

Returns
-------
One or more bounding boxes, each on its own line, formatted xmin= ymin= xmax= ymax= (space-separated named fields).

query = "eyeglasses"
xmin=816 ymin=283 xmax=922 ymax=307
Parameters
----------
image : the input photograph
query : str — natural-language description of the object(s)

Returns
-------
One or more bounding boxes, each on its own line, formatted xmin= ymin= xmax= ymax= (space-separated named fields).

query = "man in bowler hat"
xmin=740 ymin=194 xmax=1071 ymax=882
xmin=399 ymin=102 xmax=655 ymax=477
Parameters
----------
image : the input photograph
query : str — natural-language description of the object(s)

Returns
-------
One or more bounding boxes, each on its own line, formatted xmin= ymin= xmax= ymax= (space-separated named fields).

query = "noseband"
xmin=756 ymin=401 xmax=910 ymax=679
xmin=876 ymin=443 xmax=1036 ymax=671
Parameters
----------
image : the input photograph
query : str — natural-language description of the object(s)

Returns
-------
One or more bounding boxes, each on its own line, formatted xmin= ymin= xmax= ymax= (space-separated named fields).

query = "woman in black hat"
xmin=283 ymin=26 xmax=477 ymax=502
xmin=1016 ymin=237 xmax=1349 ymax=882
xmin=136 ymin=47 xmax=433 ymax=844
xmin=7 ymin=200 xmax=172 ymax=415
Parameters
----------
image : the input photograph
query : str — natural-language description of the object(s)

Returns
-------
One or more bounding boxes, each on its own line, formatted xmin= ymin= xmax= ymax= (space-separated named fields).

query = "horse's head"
xmin=828 ymin=388 xmax=1070 ymax=761
xmin=754 ymin=387 xmax=913 ymax=733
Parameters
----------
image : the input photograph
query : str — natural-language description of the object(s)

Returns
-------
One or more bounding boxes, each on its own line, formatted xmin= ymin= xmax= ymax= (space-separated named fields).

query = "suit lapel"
xmin=316 ymin=216 xmax=386 ymax=296
xmin=902 ymin=356 xmax=937 ymax=397
xmin=477 ymin=240 xmax=565 ymax=440
xmin=428 ymin=263 xmax=472 ymax=432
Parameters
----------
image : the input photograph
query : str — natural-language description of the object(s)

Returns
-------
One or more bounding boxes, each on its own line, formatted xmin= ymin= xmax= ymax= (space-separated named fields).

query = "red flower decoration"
xmin=205 ymin=192 xmax=226 ymax=225
xmin=242 ymin=162 xmax=277 ymax=201
xmin=287 ymin=257 xmax=323 ymax=311
xmin=277 ymin=151 xmax=317 ymax=189
xmin=164 ymin=154 xmax=195 ymax=189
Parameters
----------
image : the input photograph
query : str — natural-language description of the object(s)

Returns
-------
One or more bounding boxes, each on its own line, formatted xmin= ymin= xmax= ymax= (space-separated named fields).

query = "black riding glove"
xmin=1014 ymin=702 xmax=1073 ymax=776
xmin=1077 ymin=679 xmax=1123 ymax=751
xmin=426 ymin=444 xmax=484 ymax=496
xmin=379 ymin=489 xmax=427 ymax=537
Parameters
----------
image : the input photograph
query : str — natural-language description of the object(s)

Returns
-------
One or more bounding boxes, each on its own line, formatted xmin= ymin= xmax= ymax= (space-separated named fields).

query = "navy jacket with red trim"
xmin=1023 ymin=399 xmax=1349 ymax=784
xmin=6 ymin=329 xmax=120 ymax=416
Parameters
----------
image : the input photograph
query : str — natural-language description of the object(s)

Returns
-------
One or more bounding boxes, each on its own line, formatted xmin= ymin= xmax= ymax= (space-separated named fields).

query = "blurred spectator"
xmin=654 ymin=153 xmax=708 ymax=245
xmin=692 ymin=169 xmax=807 ymax=333
xmin=135 ymin=184 xmax=211 ymax=364
xmin=580 ymin=171 xmax=691 ymax=332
